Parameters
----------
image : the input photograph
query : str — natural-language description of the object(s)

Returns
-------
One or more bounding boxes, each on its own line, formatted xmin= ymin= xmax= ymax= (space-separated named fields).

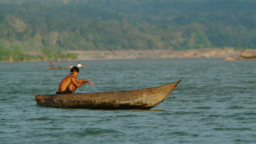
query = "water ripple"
xmin=0 ymin=58 xmax=255 ymax=143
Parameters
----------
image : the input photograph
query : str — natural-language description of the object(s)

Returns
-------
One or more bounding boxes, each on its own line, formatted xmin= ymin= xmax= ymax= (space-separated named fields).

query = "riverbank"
xmin=68 ymin=47 xmax=240 ymax=60
xmin=220 ymin=49 xmax=256 ymax=61
xmin=2 ymin=47 xmax=241 ymax=62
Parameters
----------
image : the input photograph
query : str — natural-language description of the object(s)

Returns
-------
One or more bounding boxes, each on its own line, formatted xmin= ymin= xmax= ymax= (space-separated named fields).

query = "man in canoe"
xmin=49 ymin=60 xmax=57 ymax=67
xmin=57 ymin=66 xmax=94 ymax=94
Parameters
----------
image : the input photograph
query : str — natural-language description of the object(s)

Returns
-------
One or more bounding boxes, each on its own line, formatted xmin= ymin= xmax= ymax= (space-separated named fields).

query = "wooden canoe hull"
xmin=45 ymin=66 xmax=86 ymax=69
xmin=35 ymin=80 xmax=181 ymax=109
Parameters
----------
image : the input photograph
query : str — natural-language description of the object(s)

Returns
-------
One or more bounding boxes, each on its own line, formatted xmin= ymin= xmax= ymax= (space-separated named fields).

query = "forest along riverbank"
xmin=0 ymin=48 xmax=77 ymax=62
xmin=69 ymin=47 xmax=241 ymax=60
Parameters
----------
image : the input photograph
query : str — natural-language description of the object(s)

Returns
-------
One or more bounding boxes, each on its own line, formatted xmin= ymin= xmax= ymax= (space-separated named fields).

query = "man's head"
xmin=70 ymin=66 xmax=79 ymax=77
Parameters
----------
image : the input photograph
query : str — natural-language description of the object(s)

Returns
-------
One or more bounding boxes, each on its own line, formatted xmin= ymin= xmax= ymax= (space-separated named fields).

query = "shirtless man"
xmin=56 ymin=66 xmax=94 ymax=94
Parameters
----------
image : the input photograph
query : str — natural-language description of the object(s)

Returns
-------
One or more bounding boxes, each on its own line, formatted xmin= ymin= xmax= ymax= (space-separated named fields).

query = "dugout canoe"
xmin=35 ymin=80 xmax=182 ymax=110
xmin=45 ymin=66 xmax=86 ymax=69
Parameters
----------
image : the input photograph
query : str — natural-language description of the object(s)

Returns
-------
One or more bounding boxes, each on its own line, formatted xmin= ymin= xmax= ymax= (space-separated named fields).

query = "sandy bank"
xmin=67 ymin=48 xmax=240 ymax=60
xmin=220 ymin=49 xmax=256 ymax=61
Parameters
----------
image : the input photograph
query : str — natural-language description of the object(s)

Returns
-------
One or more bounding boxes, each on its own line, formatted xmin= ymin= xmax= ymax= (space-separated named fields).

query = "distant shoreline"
xmin=0 ymin=47 xmax=241 ymax=62
xmin=68 ymin=47 xmax=240 ymax=60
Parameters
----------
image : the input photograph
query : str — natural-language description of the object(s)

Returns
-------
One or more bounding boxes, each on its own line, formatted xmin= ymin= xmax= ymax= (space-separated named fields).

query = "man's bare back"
xmin=57 ymin=67 xmax=94 ymax=94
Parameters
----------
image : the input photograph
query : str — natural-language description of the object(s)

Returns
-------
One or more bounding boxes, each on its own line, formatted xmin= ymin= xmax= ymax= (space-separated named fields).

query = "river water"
xmin=0 ymin=58 xmax=255 ymax=144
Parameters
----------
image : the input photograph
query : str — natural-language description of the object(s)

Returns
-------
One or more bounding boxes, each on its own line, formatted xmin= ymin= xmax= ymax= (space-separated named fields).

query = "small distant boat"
xmin=45 ymin=66 xmax=86 ymax=69
xmin=35 ymin=80 xmax=181 ymax=110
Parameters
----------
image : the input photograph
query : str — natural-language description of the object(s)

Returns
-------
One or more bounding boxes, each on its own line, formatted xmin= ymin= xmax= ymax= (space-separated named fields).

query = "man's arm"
xmin=76 ymin=78 xmax=94 ymax=86
xmin=76 ymin=79 xmax=86 ymax=83
xmin=71 ymin=77 xmax=84 ymax=88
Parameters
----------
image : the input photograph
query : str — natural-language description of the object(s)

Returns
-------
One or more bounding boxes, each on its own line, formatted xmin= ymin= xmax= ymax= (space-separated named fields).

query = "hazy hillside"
xmin=84 ymin=0 xmax=256 ymax=24
xmin=0 ymin=0 xmax=255 ymax=52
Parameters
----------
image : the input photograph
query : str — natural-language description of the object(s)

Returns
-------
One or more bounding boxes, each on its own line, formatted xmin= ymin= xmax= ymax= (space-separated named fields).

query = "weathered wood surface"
xmin=45 ymin=66 xmax=86 ymax=69
xmin=35 ymin=80 xmax=182 ymax=109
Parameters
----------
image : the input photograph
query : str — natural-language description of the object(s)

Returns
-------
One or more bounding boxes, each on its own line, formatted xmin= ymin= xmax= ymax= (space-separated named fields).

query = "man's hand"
xmin=88 ymin=81 xmax=94 ymax=86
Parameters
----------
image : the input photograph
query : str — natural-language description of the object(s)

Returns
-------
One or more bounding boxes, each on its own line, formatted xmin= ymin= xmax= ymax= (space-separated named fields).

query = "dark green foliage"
xmin=41 ymin=47 xmax=78 ymax=61
xmin=0 ymin=48 xmax=11 ymax=61
xmin=0 ymin=0 xmax=255 ymax=51
xmin=0 ymin=47 xmax=78 ymax=61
